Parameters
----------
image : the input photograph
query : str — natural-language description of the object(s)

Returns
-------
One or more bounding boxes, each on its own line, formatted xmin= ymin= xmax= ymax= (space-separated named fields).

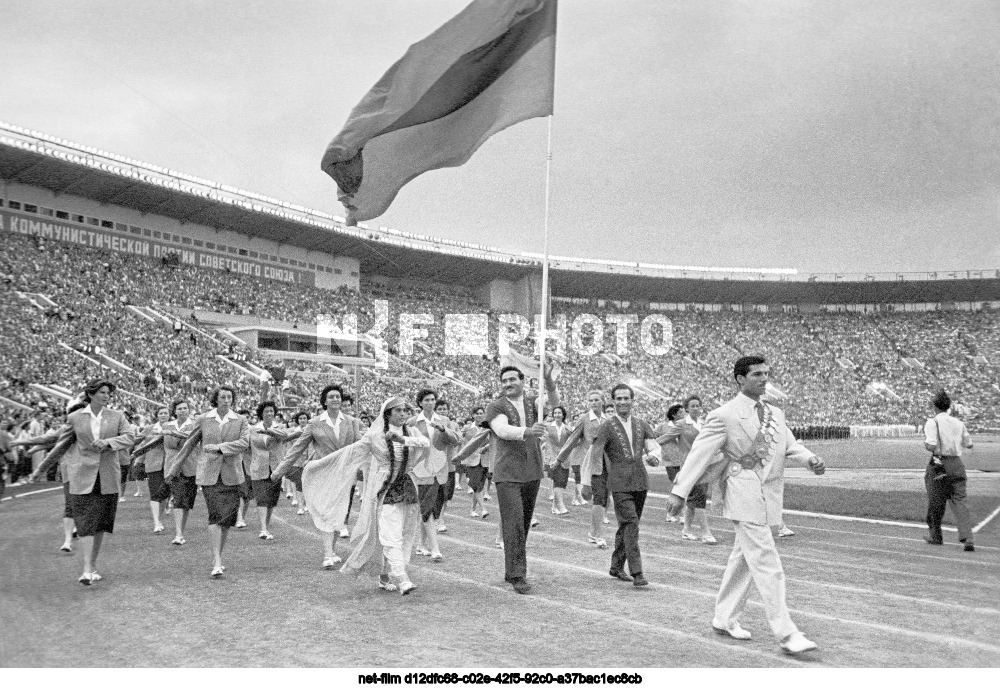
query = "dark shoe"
xmin=511 ymin=578 xmax=532 ymax=595
xmin=964 ymin=543 xmax=975 ymax=552
xmin=632 ymin=573 xmax=649 ymax=587
xmin=609 ymin=568 xmax=632 ymax=582
xmin=924 ymin=536 xmax=943 ymax=546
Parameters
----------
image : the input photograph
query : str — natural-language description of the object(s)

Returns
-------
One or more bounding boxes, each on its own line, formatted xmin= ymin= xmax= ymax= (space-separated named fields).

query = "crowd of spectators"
xmin=3 ymin=231 xmax=999 ymax=482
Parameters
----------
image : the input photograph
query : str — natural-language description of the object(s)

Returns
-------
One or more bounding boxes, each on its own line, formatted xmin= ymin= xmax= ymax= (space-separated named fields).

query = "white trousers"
xmin=715 ymin=521 xmax=799 ymax=641
xmin=378 ymin=502 xmax=420 ymax=581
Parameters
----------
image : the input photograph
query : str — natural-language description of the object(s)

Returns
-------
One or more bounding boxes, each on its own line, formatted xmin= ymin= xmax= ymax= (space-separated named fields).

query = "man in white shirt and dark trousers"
xmin=483 ymin=364 xmax=558 ymax=595
xmin=923 ymin=389 xmax=975 ymax=552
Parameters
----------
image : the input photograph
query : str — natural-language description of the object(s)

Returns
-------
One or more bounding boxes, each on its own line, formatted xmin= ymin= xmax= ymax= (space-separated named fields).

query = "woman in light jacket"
xmin=166 ymin=385 xmax=249 ymax=578
xmin=36 ymin=379 xmax=136 ymax=585
xmin=248 ymin=400 xmax=288 ymax=540
xmin=132 ymin=406 xmax=173 ymax=534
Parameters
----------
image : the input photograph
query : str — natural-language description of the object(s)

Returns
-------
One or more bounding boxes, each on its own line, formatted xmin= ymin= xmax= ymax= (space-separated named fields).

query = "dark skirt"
xmin=550 ymin=464 xmax=570 ymax=489
xmin=418 ymin=481 xmax=441 ymax=521
xmin=287 ymin=466 xmax=304 ymax=491
xmin=170 ymin=474 xmax=198 ymax=511
xmin=202 ymin=480 xmax=241 ymax=527
xmin=686 ymin=482 xmax=708 ymax=509
xmin=147 ymin=470 xmax=172 ymax=503
xmin=120 ymin=464 xmax=131 ymax=485
xmin=238 ymin=478 xmax=252 ymax=501
xmin=71 ymin=474 xmax=118 ymax=537
xmin=442 ymin=470 xmax=456 ymax=501
xmin=252 ymin=478 xmax=282 ymax=508
xmin=63 ymin=482 xmax=73 ymax=519
xmin=466 ymin=465 xmax=487 ymax=493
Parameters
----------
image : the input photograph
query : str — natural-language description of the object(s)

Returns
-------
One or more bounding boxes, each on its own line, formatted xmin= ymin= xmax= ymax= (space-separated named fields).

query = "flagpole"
xmin=538 ymin=114 xmax=553 ymax=421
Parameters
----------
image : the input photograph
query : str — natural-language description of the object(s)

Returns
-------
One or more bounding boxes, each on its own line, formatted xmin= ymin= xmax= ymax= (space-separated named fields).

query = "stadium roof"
xmin=2 ymin=123 xmax=999 ymax=304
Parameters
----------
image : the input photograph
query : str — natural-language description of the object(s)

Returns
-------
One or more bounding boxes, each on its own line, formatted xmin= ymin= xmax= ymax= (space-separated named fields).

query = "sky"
xmin=3 ymin=0 xmax=999 ymax=275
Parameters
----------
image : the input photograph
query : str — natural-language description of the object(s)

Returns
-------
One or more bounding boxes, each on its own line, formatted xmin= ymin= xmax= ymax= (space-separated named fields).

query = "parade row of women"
xmin=19 ymin=374 xmax=716 ymax=595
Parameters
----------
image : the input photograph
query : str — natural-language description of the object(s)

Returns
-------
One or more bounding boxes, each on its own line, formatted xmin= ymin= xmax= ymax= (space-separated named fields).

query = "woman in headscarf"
xmin=302 ymin=396 xmax=430 ymax=595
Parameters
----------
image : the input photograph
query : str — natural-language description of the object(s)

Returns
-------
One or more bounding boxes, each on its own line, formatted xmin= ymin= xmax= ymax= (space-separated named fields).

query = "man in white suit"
xmin=666 ymin=355 xmax=826 ymax=655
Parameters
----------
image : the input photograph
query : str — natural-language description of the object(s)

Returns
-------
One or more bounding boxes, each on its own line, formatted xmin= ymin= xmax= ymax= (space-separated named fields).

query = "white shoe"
xmin=377 ymin=575 xmax=397 ymax=592
xmin=430 ymin=552 xmax=444 ymax=562
xmin=483 ymin=494 xmax=491 ymax=501
xmin=781 ymin=632 xmax=818 ymax=655
xmin=530 ymin=517 xmax=540 ymax=528
xmin=415 ymin=546 xmax=432 ymax=557
xmin=471 ymin=510 xmax=480 ymax=518
xmin=587 ymin=534 xmax=598 ymax=544
xmin=211 ymin=566 xmax=224 ymax=578
xmin=90 ymin=572 xmax=103 ymax=583
xmin=480 ymin=511 xmax=489 ymax=519
xmin=171 ymin=536 xmax=186 ymax=546
xmin=296 ymin=508 xmax=306 ymax=515
xmin=118 ymin=497 xmax=126 ymax=503
xmin=778 ymin=526 xmax=795 ymax=538
xmin=258 ymin=531 xmax=274 ymax=540
xmin=602 ymin=515 xmax=610 ymax=524
xmin=339 ymin=528 xmax=350 ymax=538
xmin=437 ymin=524 xmax=448 ymax=533
xmin=701 ymin=535 xmax=718 ymax=545
xmin=291 ymin=498 xmax=299 ymax=506
xmin=322 ymin=555 xmax=343 ymax=570
xmin=681 ymin=531 xmax=700 ymax=541
xmin=595 ymin=538 xmax=608 ymax=549
xmin=665 ymin=515 xmax=678 ymax=523
xmin=399 ymin=580 xmax=417 ymax=596
xmin=548 ymin=493 xmax=554 ymax=500
xmin=153 ymin=524 xmax=165 ymax=534
xmin=712 ymin=620 xmax=752 ymax=640
xmin=495 ymin=539 xmax=504 ymax=549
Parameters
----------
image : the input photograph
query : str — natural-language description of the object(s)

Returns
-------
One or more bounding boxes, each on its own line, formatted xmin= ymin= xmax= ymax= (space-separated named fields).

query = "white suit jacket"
xmin=670 ymin=394 xmax=815 ymax=526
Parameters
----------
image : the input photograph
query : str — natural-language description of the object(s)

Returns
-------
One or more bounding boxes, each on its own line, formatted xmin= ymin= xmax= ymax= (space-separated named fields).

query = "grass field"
xmin=2 ymin=438 xmax=999 ymax=669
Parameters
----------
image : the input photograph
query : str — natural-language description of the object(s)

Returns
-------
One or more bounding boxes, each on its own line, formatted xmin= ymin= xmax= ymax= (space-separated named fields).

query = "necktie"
xmin=755 ymin=402 xmax=765 ymax=426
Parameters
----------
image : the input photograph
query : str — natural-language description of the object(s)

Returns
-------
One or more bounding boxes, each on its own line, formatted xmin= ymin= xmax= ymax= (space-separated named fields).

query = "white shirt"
xmin=318 ymin=410 xmax=343 ymax=435
xmin=588 ymin=410 xmax=601 ymax=422
xmin=207 ymin=408 xmax=241 ymax=426
xmin=489 ymin=395 xmax=530 ymax=441
xmin=684 ymin=415 xmax=703 ymax=432
xmin=924 ymin=413 xmax=972 ymax=457
xmin=81 ymin=405 xmax=104 ymax=439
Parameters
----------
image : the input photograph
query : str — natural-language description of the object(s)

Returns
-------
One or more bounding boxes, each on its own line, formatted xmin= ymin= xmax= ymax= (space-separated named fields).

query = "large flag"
xmin=321 ymin=0 xmax=557 ymax=225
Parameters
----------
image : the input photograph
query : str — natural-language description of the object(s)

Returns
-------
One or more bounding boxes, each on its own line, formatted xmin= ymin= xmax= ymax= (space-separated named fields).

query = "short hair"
xmin=603 ymin=403 xmax=615 ymax=413
xmin=552 ymin=405 xmax=567 ymax=420
xmin=499 ymin=365 xmax=524 ymax=380
xmin=83 ymin=379 xmax=116 ymax=402
xmin=170 ymin=399 xmax=189 ymax=418
xmin=666 ymin=403 xmax=685 ymax=421
xmin=471 ymin=406 xmax=485 ymax=415
xmin=319 ymin=384 xmax=344 ymax=410
xmin=587 ymin=389 xmax=604 ymax=400
xmin=340 ymin=393 xmax=354 ymax=405
xmin=610 ymin=383 xmax=635 ymax=400
xmin=416 ymin=389 xmax=437 ymax=405
xmin=155 ymin=405 xmax=170 ymax=419
xmin=209 ymin=385 xmax=237 ymax=408
xmin=256 ymin=400 xmax=279 ymax=419
xmin=434 ymin=399 xmax=449 ymax=410
xmin=683 ymin=395 xmax=702 ymax=410
xmin=294 ymin=411 xmax=310 ymax=424
xmin=932 ymin=390 xmax=951 ymax=412
xmin=733 ymin=355 xmax=767 ymax=381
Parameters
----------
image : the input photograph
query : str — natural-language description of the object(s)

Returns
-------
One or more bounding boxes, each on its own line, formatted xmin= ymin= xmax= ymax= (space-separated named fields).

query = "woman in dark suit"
xmin=37 ymin=379 xmax=136 ymax=585
xmin=166 ymin=385 xmax=250 ymax=578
